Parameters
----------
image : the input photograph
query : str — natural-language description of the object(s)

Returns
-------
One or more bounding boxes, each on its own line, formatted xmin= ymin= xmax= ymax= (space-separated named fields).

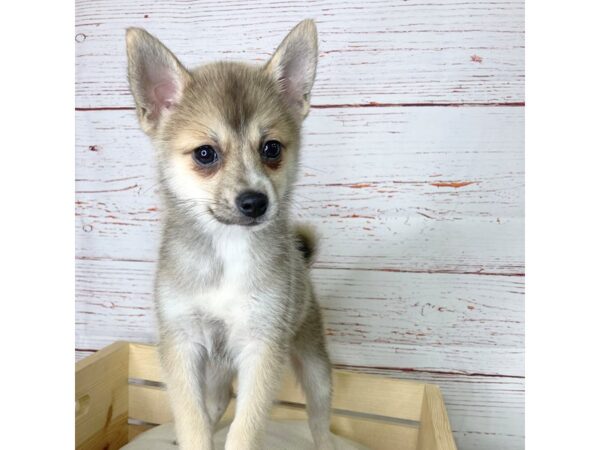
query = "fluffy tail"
xmin=294 ymin=224 xmax=318 ymax=266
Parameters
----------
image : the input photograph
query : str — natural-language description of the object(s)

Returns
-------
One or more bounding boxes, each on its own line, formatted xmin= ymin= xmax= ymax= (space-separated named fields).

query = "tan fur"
xmin=127 ymin=20 xmax=334 ymax=450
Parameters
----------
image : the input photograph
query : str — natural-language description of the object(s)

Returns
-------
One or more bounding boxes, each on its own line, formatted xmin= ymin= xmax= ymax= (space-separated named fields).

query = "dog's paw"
xmin=224 ymin=426 xmax=257 ymax=450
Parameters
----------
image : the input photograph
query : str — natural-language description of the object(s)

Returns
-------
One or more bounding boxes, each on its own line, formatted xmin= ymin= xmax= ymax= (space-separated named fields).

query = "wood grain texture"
xmin=76 ymin=107 xmax=524 ymax=275
xmin=76 ymin=258 xmax=523 ymax=376
xmin=347 ymin=366 xmax=524 ymax=450
xmin=76 ymin=344 xmax=436 ymax=450
xmin=76 ymin=342 xmax=129 ymax=450
xmin=75 ymin=0 xmax=524 ymax=108
xmin=75 ymin=1 xmax=524 ymax=449
xmin=417 ymin=385 xmax=457 ymax=450
xmin=78 ymin=349 xmax=522 ymax=450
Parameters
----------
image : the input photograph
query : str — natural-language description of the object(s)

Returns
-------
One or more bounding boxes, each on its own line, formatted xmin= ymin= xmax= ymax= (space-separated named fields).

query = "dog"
xmin=126 ymin=20 xmax=334 ymax=450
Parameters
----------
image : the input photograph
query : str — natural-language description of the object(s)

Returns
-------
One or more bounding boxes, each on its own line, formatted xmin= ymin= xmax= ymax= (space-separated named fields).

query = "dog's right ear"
xmin=265 ymin=20 xmax=318 ymax=121
xmin=126 ymin=28 xmax=191 ymax=135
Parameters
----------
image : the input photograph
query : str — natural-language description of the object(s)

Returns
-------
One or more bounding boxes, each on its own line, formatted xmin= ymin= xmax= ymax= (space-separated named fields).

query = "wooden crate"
xmin=76 ymin=342 xmax=457 ymax=450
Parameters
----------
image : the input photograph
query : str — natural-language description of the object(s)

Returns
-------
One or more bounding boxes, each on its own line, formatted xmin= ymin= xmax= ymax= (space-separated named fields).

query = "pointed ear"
xmin=265 ymin=20 xmax=318 ymax=120
xmin=126 ymin=28 xmax=191 ymax=134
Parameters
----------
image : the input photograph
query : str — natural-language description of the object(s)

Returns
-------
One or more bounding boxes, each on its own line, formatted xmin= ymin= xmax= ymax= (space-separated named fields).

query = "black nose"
xmin=235 ymin=191 xmax=268 ymax=218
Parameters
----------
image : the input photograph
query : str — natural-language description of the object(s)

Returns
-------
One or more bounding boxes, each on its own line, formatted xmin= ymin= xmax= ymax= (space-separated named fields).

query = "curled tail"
xmin=294 ymin=224 xmax=318 ymax=266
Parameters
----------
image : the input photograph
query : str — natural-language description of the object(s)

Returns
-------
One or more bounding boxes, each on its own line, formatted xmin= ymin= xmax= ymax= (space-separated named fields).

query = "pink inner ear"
xmin=153 ymin=80 xmax=178 ymax=111
xmin=276 ymin=52 xmax=311 ymax=112
xmin=280 ymin=77 xmax=303 ymax=110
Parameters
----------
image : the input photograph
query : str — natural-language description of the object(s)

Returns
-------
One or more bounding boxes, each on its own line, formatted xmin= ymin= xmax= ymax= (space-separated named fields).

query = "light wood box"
xmin=76 ymin=342 xmax=457 ymax=450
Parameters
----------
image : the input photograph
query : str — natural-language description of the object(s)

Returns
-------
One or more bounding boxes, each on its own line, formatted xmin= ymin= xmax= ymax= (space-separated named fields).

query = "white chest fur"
xmin=160 ymin=228 xmax=255 ymax=329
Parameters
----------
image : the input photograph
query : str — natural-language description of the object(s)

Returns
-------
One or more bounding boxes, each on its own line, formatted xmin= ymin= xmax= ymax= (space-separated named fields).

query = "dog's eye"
xmin=193 ymin=145 xmax=218 ymax=166
xmin=262 ymin=140 xmax=282 ymax=160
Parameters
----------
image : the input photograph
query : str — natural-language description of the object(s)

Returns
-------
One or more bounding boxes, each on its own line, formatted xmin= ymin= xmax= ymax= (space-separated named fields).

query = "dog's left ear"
xmin=265 ymin=20 xmax=318 ymax=120
xmin=126 ymin=28 xmax=191 ymax=135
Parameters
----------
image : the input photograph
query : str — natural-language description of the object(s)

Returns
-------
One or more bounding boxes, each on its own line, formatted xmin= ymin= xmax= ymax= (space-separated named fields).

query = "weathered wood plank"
xmin=75 ymin=107 xmax=524 ymax=274
xmin=75 ymin=2 xmax=525 ymax=449
xmin=75 ymin=349 xmax=523 ymax=450
xmin=348 ymin=367 xmax=524 ymax=450
xmin=417 ymin=385 xmax=457 ymax=450
xmin=75 ymin=0 xmax=524 ymax=107
xmin=75 ymin=258 xmax=523 ymax=376
xmin=75 ymin=342 xmax=129 ymax=450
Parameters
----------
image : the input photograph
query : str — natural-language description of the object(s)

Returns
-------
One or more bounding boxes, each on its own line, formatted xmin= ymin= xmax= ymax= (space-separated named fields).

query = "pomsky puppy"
xmin=126 ymin=20 xmax=334 ymax=450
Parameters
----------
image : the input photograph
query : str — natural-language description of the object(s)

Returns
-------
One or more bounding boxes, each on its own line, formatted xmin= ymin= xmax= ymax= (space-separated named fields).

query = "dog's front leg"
xmin=160 ymin=336 xmax=213 ymax=450
xmin=225 ymin=340 xmax=286 ymax=450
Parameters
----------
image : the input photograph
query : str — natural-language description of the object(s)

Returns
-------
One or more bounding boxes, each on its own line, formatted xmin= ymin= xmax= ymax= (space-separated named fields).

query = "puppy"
xmin=126 ymin=20 xmax=334 ymax=450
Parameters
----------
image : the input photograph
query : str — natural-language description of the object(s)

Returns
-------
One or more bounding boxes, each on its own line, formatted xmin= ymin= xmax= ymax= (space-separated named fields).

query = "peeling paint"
xmin=343 ymin=214 xmax=376 ymax=219
xmin=430 ymin=181 xmax=477 ymax=188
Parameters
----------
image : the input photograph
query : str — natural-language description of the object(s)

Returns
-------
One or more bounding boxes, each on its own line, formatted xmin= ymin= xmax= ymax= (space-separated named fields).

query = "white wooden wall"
xmin=75 ymin=2 xmax=524 ymax=449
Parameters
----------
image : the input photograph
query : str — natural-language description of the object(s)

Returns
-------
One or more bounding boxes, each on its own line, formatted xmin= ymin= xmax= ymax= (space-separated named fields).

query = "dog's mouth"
xmin=208 ymin=207 xmax=267 ymax=227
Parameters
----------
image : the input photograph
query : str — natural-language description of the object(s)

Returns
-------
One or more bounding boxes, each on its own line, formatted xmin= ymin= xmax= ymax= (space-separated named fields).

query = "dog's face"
xmin=126 ymin=21 xmax=318 ymax=229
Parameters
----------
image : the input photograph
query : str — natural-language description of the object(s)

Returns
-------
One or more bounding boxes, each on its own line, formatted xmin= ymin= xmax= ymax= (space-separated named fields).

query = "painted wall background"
xmin=75 ymin=2 xmax=524 ymax=449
